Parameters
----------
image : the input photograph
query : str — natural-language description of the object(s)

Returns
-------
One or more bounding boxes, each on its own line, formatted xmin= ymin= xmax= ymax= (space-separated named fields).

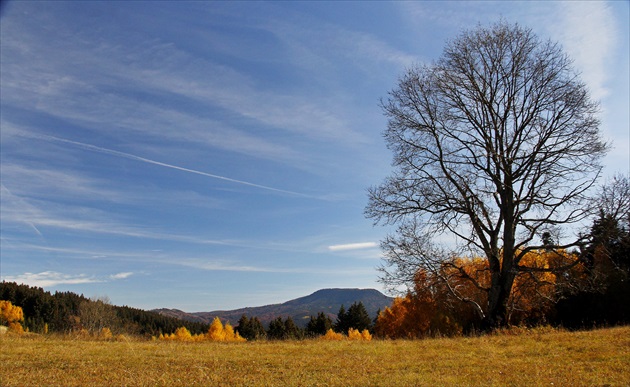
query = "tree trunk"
xmin=485 ymin=273 xmax=515 ymax=329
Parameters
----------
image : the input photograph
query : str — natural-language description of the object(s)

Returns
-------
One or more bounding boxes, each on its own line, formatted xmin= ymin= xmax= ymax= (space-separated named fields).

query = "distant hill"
xmin=154 ymin=288 xmax=394 ymax=327
xmin=150 ymin=308 xmax=208 ymax=324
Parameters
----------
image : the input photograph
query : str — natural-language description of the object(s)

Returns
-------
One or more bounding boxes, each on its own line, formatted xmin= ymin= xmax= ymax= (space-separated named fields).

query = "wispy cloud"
xmin=0 ymin=203 xmax=240 ymax=247
xmin=0 ymin=9 xmax=367 ymax=166
xmin=2 ymin=271 xmax=135 ymax=287
xmin=109 ymin=272 xmax=134 ymax=280
xmin=1 ymin=164 xmax=129 ymax=204
xmin=328 ymin=242 xmax=378 ymax=252
xmin=13 ymin=130 xmax=311 ymax=198
xmin=551 ymin=1 xmax=617 ymax=102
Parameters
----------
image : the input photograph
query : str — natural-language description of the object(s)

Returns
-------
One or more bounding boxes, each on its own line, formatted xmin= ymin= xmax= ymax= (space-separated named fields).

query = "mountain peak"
xmin=154 ymin=288 xmax=393 ymax=327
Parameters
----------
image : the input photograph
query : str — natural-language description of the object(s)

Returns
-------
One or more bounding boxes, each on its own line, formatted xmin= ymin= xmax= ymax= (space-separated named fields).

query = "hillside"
xmin=155 ymin=288 xmax=394 ymax=327
xmin=0 ymin=281 xmax=210 ymax=335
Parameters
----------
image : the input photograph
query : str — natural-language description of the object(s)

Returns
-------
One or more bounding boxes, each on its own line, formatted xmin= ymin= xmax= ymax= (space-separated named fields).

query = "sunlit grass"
xmin=1 ymin=326 xmax=628 ymax=386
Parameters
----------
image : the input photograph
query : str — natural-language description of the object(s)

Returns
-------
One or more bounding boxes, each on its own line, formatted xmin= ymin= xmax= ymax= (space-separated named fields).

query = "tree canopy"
xmin=366 ymin=21 xmax=607 ymax=329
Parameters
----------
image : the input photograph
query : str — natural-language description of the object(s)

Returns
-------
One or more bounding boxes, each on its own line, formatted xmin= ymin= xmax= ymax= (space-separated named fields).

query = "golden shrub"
xmin=348 ymin=328 xmax=362 ymax=340
xmin=321 ymin=329 xmax=343 ymax=341
xmin=99 ymin=327 xmax=113 ymax=340
xmin=174 ymin=326 xmax=193 ymax=341
xmin=360 ymin=329 xmax=372 ymax=341
xmin=8 ymin=322 xmax=24 ymax=335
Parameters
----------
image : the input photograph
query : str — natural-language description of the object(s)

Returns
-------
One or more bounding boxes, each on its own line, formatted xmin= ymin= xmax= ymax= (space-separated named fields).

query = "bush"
xmin=321 ymin=328 xmax=343 ymax=341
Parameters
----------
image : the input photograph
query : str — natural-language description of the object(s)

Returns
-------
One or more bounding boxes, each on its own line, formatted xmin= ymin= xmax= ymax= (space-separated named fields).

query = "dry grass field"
xmin=1 ymin=326 xmax=629 ymax=386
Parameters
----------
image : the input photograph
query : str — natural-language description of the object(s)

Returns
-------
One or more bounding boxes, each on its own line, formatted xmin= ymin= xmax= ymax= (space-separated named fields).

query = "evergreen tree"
xmin=334 ymin=305 xmax=348 ymax=333
xmin=267 ymin=317 xmax=286 ymax=340
xmin=555 ymin=211 xmax=630 ymax=327
xmin=266 ymin=316 xmax=304 ymax=340
xmin=235 ymin=315 xmax=266 ymax=340
xmin=346 ymin=302 xmax=372 ymax=331
xmin=283 ymin=316 xmax=303 ymax=340
xmin=335 ymin=302 xmax=372 ymax=333
xmin=306 ymin=312 xmax=333 ymax=337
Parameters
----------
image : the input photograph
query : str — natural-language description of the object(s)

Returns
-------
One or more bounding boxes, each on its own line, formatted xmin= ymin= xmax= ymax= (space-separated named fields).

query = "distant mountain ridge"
xmin=153 ymin=288 xmax=394 ymax=327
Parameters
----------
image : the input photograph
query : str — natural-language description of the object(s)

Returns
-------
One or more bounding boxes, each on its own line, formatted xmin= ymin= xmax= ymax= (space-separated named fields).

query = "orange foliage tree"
xmin=375 ymin=249 xmax=582 ymax=337
xmin=374 ymin=270 xmax=461 ymax=338
xmin=443 ymin=249 xmax=581 ymax=326
xmin=0 ymin=300 xmax=25 ymax=333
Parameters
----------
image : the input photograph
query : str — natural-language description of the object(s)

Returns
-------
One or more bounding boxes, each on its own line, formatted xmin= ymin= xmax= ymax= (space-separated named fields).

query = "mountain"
xmin=154 ymin=288 xmax=394 ymax=327
xmin=150 ymin=308 xmax=208 ymax=324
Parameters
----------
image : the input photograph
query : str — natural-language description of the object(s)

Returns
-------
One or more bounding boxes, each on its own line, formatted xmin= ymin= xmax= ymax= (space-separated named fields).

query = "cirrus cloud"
xmin=328 ymin=242 xmax=378 ymax=252
xmin=2 ymin=271 xmax=133 ymax=288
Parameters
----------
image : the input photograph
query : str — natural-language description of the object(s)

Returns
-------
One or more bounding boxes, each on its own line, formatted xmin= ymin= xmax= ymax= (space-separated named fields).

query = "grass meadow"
xmin=1 ymin=326 xmax=629 ymax=386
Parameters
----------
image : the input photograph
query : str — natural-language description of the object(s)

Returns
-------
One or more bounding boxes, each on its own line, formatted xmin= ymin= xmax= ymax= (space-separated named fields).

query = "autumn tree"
xmin=366 ymin=21 xmax=607 ymax=329
xmin=374 ymin=270 xmax=462 ymax=338
xmin=0 ymin=300 xmax=25 ymax=333
xmin=203 ymin=317 xmax=245 ymax=342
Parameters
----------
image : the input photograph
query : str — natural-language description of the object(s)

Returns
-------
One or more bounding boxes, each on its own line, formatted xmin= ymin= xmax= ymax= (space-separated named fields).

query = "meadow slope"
xmin=1 ymin=326 xmax=629 ymax=386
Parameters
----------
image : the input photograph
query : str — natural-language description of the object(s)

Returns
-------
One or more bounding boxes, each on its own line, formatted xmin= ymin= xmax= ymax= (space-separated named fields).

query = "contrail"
xmin=1 ymin=184 xmax=44 ymax=237
xmin=30 ymin=133 xmax=310 ymax=197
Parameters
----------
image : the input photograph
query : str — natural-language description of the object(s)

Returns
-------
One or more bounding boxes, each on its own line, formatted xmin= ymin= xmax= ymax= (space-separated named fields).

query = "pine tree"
xmin=335 ymin=302 xmax=371 ymax=332
xmin=306 ymin=312 xmax=333 ymax=337
xmin=334 ymin=305 xmax=347 ymax=333
xmin=235 ymin=315 xmax=266 ymax=340
xmin=267 ymin=317 xmax=285 ymax=340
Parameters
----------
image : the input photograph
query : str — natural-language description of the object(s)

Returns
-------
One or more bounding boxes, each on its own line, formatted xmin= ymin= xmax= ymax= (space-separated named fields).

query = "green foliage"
xmin=235 ymin=315 xmax=266 ymax=340
xmin=555 ymin=210 xmax=630 ymax=327
xmin=334 ymin=302 xmax=371 ymax=333
xmin=267 ymin=316 xmax=304 ymax=340
xmin=306 ymin=312 xmax=333 ymax=337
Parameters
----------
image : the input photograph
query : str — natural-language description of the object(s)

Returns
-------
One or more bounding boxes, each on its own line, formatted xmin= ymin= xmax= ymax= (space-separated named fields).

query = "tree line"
xmin=0 ymin=282 xmax=376 ymax=340
xmin=0 ymin=282 xmax=208 ymax=336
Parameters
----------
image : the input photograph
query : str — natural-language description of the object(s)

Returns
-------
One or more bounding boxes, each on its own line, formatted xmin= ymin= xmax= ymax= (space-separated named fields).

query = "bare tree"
xmin=79 ymin=296 xmax=119 ymax=333
xmin=597 ymin=174 xmax=630 ymax=224
xmin=366 ymin=22 xmax=608 ymax=329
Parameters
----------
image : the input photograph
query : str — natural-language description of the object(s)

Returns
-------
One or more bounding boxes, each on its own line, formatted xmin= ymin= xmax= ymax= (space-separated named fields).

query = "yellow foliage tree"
xmin=174 ymin=326 xmax=193 ymax=341
xmin=203 ymin=318 xmax=246 ymax=342
xmin=440 ymin=249 xmax=580 ymax=326
xmin=207 ymin=317 xmax=226 ymax=341
xmin=321 ymin=328 xmax=343 ymax=341
xmin=0 ymin=301 xmax=24 ymax=334
xmin=0 ymin=300 xmax=24 ymax=325
xmin=374 ymin=250 xmax=573 ymax=338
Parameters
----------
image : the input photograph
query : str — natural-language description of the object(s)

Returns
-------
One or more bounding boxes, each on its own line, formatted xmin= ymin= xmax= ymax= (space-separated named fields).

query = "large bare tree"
xmin=366 ymin=22 xmax=608 ymax=328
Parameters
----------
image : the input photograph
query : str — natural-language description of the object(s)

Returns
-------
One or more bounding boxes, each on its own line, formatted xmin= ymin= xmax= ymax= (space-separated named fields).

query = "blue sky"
xmin=1 ymin=1 xmax=628 ymax=312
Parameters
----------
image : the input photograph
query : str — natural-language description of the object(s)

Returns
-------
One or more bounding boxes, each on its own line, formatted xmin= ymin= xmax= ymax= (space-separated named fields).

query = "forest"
xmin=0 ymin=281 xmax=376 ymax=340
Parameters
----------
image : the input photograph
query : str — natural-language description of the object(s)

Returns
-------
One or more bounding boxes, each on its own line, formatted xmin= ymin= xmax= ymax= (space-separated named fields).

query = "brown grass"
xmin=1 ymin=326 xmax=629 ymax=386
